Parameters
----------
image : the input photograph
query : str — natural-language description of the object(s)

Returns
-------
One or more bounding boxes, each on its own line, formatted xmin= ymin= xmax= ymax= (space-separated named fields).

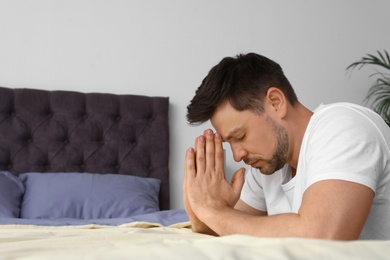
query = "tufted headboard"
xmin=0 ymin=86 xmax=170 ymax=210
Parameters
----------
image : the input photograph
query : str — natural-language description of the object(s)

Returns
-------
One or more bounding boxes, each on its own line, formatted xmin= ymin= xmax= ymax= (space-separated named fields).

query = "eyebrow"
xmin=223 ymin=127 xmax=242 ymax=142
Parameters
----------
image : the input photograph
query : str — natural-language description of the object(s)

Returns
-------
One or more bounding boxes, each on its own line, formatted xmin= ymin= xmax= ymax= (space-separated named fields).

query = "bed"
xmin=0 ymin=86 xmax=389 ymax=259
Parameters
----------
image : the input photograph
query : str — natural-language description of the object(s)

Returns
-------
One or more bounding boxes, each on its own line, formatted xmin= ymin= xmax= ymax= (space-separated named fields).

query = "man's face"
xmin=210 ymin=101 xmax=289 ymax=175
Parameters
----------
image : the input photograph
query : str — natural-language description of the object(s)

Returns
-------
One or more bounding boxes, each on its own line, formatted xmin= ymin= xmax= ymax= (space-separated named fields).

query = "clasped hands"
xmin=183 ymin=129 xmax=245 ymax=233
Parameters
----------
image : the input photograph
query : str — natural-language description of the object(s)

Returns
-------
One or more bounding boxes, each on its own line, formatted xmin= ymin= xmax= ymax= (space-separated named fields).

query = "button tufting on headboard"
xmin=0 ymin=86 xmax=170 ymax=210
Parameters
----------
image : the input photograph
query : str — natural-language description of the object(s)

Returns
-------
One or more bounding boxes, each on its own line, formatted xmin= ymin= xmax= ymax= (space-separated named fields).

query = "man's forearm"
xmin=201 ymin=207 xmax=307 ymax=238
xmin=191 ymin=221 xmax=218 ymax=236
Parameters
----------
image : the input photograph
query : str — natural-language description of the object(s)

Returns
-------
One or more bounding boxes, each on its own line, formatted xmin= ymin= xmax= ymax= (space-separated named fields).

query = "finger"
xmin=214 ymin=132 xmax=224 ymax=177
xmin=204 ymin=129 xmax=215 ymax=172
xmin=231 ymin=167 xmax=246 ymax=194
xmin=195 ymin=135 xmax=206 ymax=173
xmin=193 ymin=134 xmax=199 ymax=153
xmin=183 ymin=148 xmax=194 ymax=212
xmin=183 ymin=148 xmax=190 ymax=191
xmin=185 ymin=147 xmax=197 ymax=181
xmin=192 ymin=135 xmax=199 ymax=174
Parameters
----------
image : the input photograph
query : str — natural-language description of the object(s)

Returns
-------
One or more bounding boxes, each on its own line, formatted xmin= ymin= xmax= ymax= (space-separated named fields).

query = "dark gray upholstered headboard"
xmin=0 ymin=86 xmax=170 ymax=210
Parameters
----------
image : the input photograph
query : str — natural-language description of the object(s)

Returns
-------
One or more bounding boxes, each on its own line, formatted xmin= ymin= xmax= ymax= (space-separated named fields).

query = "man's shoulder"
xmin=311 ymin=102 xmax=382 ymax=129
xmin=305 ymin=102 xmax=390 ymax=152
xmin=314 ymin=102 xmax=373 ymax=115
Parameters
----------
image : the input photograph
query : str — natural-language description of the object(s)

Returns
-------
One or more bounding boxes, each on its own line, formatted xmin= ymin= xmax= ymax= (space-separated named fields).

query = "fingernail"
xmin=187 ymin=148 xmax=194 ymax=153
xmin=198 ymin=136 xmax=205 ymax=142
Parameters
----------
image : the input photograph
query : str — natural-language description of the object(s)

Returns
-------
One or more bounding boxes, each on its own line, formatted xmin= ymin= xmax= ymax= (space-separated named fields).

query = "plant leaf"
xmin=347 ymin=50 xmax=390 ymax=126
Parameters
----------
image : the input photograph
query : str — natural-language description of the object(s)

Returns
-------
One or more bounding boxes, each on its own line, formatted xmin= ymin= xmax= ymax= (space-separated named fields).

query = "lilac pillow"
xmin=0 ymin=171 xmax=25 ymax=218
xmin=20 ymin=172 xmax=161 ymax=219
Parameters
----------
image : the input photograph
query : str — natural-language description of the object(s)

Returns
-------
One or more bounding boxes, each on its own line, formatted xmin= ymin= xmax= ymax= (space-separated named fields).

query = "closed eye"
xmin=237 ymin=134 xmax=246 ymax=141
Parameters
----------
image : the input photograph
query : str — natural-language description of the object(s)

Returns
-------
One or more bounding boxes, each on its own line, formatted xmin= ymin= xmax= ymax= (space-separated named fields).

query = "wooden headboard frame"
xmin=0 ymin=87 xmax=170 ymax=210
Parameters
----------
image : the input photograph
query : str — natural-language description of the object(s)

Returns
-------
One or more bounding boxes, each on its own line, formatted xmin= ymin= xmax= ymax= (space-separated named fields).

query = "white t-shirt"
xmin=240 ymin=103 xmax=390 ymax=239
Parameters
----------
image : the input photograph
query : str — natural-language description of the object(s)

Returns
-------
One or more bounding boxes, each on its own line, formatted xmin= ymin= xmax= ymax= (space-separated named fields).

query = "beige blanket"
xmin=0 ymin=222 xmax=388 ymax=260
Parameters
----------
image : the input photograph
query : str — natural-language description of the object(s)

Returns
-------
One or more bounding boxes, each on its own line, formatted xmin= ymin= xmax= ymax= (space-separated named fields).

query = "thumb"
xmin=230 ymin=167 xmax=245 ymax=193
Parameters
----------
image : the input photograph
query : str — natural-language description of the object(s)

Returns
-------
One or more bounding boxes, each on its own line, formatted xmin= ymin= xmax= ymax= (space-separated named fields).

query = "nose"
xmin=230 ymin=143 xmax=247 ymax=162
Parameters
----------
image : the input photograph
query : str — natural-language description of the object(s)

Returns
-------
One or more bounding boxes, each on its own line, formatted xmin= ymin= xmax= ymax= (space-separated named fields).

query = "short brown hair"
xmin=186 ymin=53 xmax=298 ymax=124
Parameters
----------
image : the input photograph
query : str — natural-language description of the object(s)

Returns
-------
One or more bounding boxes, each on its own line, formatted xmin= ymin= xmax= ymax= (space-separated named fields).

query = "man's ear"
xmin=265 ymin=87 xmax=287 ymax=118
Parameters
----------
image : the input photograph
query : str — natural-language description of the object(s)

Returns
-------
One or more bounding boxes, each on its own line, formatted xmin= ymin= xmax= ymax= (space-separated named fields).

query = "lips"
xmin=244 ymin=158 xmax=261 ymax=167
xmin=249 ymin=160 xmax=260 ymax=168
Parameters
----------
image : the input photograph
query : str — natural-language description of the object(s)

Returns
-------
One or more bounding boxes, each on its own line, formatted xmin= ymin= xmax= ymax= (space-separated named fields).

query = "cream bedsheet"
xmin=0 ymin=221 xmax=388 ymax=260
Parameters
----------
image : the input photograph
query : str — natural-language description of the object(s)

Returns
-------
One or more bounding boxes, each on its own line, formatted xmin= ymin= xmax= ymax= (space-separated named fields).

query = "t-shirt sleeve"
xmin=303 ymin=106 xmax=385 ymax=193
xmin=240 ymin=166 xmax=267 ymax=211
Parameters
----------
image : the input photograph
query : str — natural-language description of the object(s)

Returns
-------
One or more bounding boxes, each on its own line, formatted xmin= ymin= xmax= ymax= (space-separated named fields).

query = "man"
xmin=183 ymin=52 xmax=390 ymax=240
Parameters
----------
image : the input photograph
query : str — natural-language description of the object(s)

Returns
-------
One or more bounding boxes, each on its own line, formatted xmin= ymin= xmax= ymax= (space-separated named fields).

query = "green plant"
xmin=346 ymin=50 xmax=390 ymax=126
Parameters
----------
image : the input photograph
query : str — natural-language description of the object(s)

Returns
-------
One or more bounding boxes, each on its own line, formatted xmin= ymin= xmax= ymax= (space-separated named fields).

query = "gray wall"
xmin=1 ymin=0 xmax=389 ymax=209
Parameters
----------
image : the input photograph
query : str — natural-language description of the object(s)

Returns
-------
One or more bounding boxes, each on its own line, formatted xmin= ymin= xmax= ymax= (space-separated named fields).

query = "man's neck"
xmin=286 ymin=102 xmax=313 ymax=171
